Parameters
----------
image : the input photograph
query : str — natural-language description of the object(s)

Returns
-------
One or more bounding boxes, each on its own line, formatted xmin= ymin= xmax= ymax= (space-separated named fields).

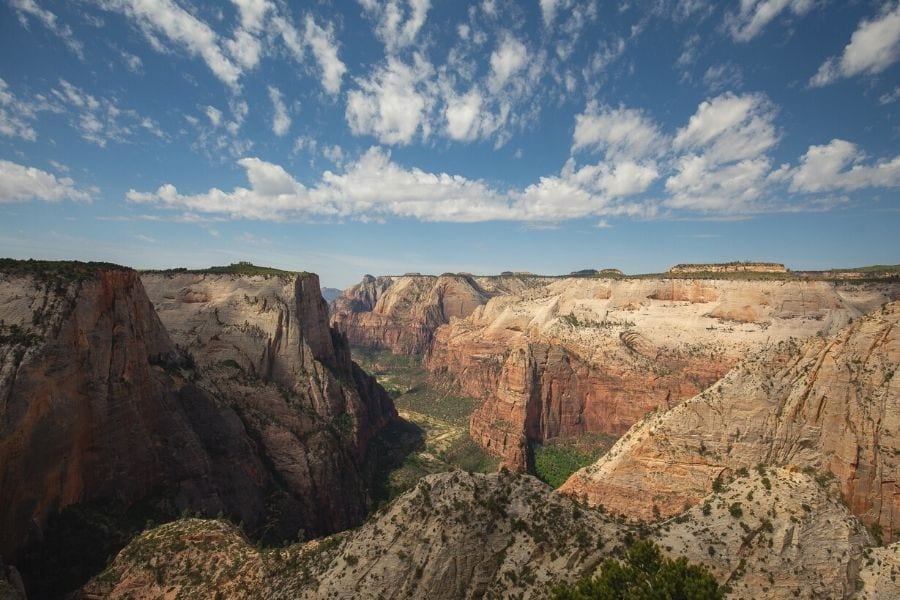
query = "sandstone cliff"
xmin=427 ymin=278 xmax=897 ymax=469
xmin=82 ymin=467 xmax=876 ymax=599
xmin=329 ymin=273 xmax=552 ymax=355
xmin=0 ymin=263 xmax=394 ymax=572
xmin=561 ymin=301 xmax=899 ymax=544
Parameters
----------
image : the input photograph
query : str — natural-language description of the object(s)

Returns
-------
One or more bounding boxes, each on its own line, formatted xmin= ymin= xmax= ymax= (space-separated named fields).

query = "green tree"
xmin=551 ymin=539 xmax=723 ymax=600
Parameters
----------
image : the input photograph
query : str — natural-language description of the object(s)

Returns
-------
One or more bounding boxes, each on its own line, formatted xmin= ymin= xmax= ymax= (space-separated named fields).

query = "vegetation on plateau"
xmin=0 ymin=258 xmax=128 ymax=281
xmin=551 ymin=539 xmax=723 ymax=600
xmin=142 ymin=261 xmax=303 ymax=277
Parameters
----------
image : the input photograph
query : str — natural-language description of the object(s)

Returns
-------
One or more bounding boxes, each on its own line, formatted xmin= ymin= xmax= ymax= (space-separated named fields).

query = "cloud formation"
xmin=726 ymin=0 xmax=814 ymax=42
xmin=810 ymin=4 xmax=900 ymax=87
xmin=0 ymin=160 xmax=93 ymax=203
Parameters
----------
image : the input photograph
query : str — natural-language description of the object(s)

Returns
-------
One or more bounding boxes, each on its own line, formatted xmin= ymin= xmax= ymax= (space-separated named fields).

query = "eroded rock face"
xmin=0 ymin=266 xmax=395 ymax=564
xmin=427 ymin=278 xmax=897 ymax=469
xmin=561 ymin=301 xmax=900 ymax=543
xmin=82 ymin=469 xmax=876 ymax=600
xmin=329 ymin=273 xmax=553 ymax=355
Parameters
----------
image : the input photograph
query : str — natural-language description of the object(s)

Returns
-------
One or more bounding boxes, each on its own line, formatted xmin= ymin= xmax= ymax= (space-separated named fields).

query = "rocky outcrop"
xmin=330 ymin=274 xmax=506 ymax=354
xmin=561 ymin=301 xmax=900 ymax=543
xmin=427 ymin=278 xmax=897 ymax=469
xmin=0 ymin=263 xmax=394 ymax=568
xmin=669 ymin=262 xmax=787 ymax=274
xmin=82 ymin=468 xmax=876 ymax=600
xmin=856 ymin=543 xmax=900 ymax=599
xmin=141 ymin=271 xmax=397 ymax=532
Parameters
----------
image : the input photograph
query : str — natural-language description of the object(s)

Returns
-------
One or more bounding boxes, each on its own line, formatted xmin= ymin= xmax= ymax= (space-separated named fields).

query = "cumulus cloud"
xmin=268 ymin=86 xmax=291 ymax=137
xmin=726 ymin=0 xmax=815 ymax=42
xmin=0 ymin=160 xmax=93 ymax=204
xmin=126 ymin=146 xmax=658 ymax=223
xmin=489 ymin=35 xmax=528 ymax=91
xmin=666 ymin=92 xmax=778 ymax=210
xmin=810 ymin=4 xmax=900 ymax=87
xmin=359 ymin=0 xmax=430 ymax=53
xmin=346 ymin=56 xmax=434 ymax=145
xmin=129 ymin=89 xmax=900 ymax=223
xmin=672 ymin=92 xmax=777 ymax=164
xmin=789 ymin=139 xmax=900 ymax=192
xmin=572 ymin=104 xmax=666 ymax=160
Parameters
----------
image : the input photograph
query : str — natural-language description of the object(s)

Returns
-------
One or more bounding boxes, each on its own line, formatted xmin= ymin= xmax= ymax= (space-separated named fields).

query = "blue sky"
xmin=0 ymin=0 xmax=898 ymax=288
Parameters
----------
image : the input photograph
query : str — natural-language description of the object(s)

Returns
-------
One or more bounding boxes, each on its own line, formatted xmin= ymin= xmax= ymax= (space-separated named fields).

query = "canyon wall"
xmin=426 ymin=278 xmax=898 ymax=469
xmin=561 ymin=301 xmax=900 ymax=543
xmin=330 ymin=273 xmax=552 ymax=355
xmin=0 ymin=263 xmax=394 ymax=564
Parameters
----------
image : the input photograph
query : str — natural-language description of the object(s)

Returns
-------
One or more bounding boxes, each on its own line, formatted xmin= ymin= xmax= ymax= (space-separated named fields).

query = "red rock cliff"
xmin=0 ymin=265 xmax=395 ymax=563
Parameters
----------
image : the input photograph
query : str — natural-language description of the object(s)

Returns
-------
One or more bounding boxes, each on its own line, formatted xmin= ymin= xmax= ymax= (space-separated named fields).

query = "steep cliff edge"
xmin=329 ymin=273 xmax=552 ymax=355
xmin=560 ymin=301 xmax=900 ymax=543
xmin=0 ymin=263 xmax=395 ymax=579
xmin=427 ymin=278 xmax=897 ymax=469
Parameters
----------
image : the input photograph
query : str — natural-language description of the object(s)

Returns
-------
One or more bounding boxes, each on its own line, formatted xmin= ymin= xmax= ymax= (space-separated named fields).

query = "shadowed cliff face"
xmin=0 ymin=267 xmax=395 ymax=568
xmin=561 ymin=301 xmax=900 ymax=543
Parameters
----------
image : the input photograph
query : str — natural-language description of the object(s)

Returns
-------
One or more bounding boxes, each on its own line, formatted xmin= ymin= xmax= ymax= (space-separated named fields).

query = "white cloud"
xmin=726 ymin=0 xmax=814 ymax=42
xmin=225 ymin=28 xmax=262 ymax=70
xmin=444 ymin=88 xmax=483 ymax=141
xmin=49 ymin=79 xmax=164 ymax=147
xmin=205 ymin=105 xmax=223 ymax=127
xmin=268 ymin=86 xmax=291 ymax=137
xmin=810 ymin=4 xmax=900 ymax=87
xmin=572 ymin=104 xmax=666 ymax=160
xmin=323 ymin=144 xmax=344 ymax=165
xmin=126 ymin=146 xmax=656 ymax=223
xmin=231 ymin=0 xmax=272 ymax=32
xmin=189 ymin=99 xmax=252 ymax=159
xmin=703 ymin=62 xmax=744 ymax=92
xmin=0 ymin=78 xmax=41 ymax=141
xmin=673 ymin=92 xmax=777 ymax=164
xmin=489 ymin=35 xmax=528 ymax=91
xmin=100 ymin=0 xmax=242 ymax=88
xmin=346 ymin=56 xmax=434 ymax=145
xmin=880 ymin=86 xmax=900 ymax=105
xmin=120 ymin=50 xmax=144 ymax=73
xmin=0 ymin=160 xmax=93 ymax=204
xmin=358 ymin=0 xmax=430 ymax=53
xmin=303 ymin=15 xmax=347 ymax=95
xmin=789 ymin=139 xmax=900 ymax=192
xmin=666 ymin=92 xmax=778 ymax=211
xmin=540 ymin=0 xmax=562 ymax=26
xmin=9 ymin=0 xmax=84 ymax=58
xmin=665 ymin=155 xmax=772 ymax=211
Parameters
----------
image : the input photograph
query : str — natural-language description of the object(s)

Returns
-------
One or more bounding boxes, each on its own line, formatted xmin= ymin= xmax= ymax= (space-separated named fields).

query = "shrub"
xmin=551 ymin=539 xmax=723 ymax=599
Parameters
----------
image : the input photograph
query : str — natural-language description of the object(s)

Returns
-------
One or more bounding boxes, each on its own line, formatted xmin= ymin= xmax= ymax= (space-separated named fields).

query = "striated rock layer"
xmin=82 ymin=468 xmax=875 ymax=600
xmin=0 ymin=264 xmax=394 ymax=564
xmin=329 ymin=273 xmax=552 ymax=355
xmin=561 ymin=301 xmax=900 ymax=543
xmin=426 ymin=278 xmax=897 ymax=469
